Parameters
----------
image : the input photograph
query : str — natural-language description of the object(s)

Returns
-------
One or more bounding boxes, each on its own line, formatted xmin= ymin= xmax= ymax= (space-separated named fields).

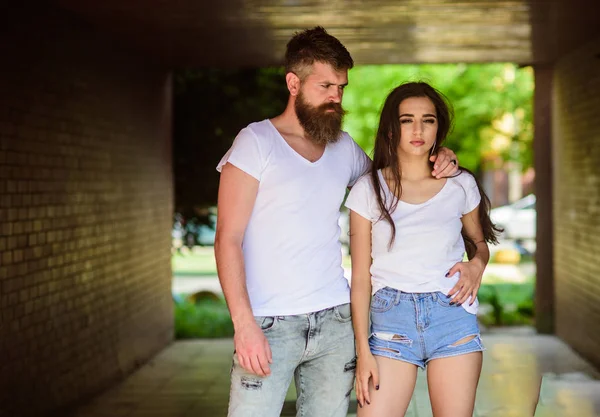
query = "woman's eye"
xmin=400 ymin=119 xmax=411 ymax=124
xmin=424 ymin=119 xmax=436 ymax=124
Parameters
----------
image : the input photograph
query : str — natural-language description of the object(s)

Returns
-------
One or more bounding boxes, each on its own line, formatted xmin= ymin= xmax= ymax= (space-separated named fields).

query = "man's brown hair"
xmin=284 ymin=26 xmax=354 ymax=80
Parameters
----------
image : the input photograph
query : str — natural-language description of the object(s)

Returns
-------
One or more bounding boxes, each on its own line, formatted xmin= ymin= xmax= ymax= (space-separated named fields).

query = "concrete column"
xmin=533 ymin=65 xmax=554 ymax=334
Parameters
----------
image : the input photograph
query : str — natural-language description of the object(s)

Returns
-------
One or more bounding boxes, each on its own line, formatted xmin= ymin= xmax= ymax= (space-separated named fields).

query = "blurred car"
xmin=490 ymin=194 xmax=536 ymax=241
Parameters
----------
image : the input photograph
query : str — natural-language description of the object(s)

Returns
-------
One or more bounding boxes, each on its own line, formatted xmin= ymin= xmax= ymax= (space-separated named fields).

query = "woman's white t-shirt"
xmin=345 ymin=170 xmax=481 ymax=314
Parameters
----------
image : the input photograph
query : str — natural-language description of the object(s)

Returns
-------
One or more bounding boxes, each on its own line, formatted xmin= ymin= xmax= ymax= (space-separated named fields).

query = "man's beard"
xmin=295 ymin=91 xmax=346 ymax=145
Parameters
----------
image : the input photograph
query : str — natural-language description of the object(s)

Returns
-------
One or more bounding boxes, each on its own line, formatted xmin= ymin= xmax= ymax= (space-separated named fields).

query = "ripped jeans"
xmin=369 ymin=287 xmax=484 ymax=369
xmin=228 ymin=303 xmax=356 ymax=417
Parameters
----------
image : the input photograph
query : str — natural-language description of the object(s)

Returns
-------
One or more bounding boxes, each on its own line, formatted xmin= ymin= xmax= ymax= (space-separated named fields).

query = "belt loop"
xmin=394 ymin=289 xmax=401 ymax=305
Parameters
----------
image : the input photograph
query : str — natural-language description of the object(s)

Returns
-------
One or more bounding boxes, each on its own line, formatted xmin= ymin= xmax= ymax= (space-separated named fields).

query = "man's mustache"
xmin=319 ymin=102 xmax=346 ymax=115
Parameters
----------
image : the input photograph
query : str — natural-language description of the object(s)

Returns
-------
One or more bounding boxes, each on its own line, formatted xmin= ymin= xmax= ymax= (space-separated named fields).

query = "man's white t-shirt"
xmin=345 ymin=170 xmax=481 ymax=314
xmin=217 ymin=119 xmax=370 ymax=316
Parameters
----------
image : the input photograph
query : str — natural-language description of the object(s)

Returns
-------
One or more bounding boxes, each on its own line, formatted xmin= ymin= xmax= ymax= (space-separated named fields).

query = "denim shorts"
xmin=369 ymin=287 xmax=484 ymax=369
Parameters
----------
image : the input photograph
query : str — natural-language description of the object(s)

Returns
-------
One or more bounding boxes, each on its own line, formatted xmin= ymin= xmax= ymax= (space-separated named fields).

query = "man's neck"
xmin=271 ymin=104 xmax=307 ymax=140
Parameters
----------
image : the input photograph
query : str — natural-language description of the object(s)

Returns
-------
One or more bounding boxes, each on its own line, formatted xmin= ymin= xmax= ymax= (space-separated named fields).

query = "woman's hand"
xmin=355 ymin=352 xmax=380 ymax=408
xmin=446 ymin=258 xmax=485 ymax=305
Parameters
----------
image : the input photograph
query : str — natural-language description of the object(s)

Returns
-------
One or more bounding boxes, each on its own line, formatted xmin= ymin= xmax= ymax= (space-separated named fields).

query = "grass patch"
xmin=172 ymin=248 xmax=217 ymax=276
xmin=174 ymin=297 xmax=233 ymax=339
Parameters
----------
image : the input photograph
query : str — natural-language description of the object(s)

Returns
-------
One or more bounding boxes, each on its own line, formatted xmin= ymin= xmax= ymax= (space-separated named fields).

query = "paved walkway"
xmin=70 ymin=327 xmax=600 ymax=417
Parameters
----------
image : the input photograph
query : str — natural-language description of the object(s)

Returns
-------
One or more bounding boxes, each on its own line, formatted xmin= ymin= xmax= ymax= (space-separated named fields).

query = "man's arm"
xmin=215 ymin=163 xmax=272 ymax=377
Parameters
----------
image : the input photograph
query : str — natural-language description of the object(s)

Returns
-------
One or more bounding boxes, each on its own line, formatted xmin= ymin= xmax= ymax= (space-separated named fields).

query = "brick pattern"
xmin=553 ymin=36 xmax=600 ymax=370
xmin=0 ymin=6 xmax=173 ymax=417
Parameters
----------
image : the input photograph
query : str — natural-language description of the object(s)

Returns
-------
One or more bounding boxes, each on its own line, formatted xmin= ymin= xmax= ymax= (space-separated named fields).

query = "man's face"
xmin=294 ymin=62 xmax=348 ymax=145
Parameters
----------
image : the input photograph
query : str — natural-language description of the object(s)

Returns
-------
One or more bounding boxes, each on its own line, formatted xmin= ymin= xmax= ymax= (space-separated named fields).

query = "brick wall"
xmin=0 ymin=5 xmax=174 ymax=416
xmin=553 ymin=36 xmax=600 ymax=369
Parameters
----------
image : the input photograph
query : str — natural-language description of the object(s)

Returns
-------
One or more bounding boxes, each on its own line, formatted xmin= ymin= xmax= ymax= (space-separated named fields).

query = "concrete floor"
xmin=69 ymin=327 xmax=600 ymax=417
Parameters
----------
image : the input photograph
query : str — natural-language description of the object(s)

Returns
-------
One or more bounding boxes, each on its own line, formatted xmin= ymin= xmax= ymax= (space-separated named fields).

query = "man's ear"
xmin=286 ymin=72 xmax=301 ymax=96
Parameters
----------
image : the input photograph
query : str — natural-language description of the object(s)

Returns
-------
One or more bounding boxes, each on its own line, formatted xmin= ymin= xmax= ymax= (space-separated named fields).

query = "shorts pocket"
xmin=370 ymin=288 xmax=396 ymax=313
xmin=435 ymin=292 xmax=459 ymax=308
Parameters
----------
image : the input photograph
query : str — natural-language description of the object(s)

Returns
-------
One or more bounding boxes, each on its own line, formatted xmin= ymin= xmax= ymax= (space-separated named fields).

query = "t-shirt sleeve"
xmin=216 ymin=127 xmax=264 ymax=181
xmin=461 ymin=172 xmax=481 ymax=215
xmin=344 ymin=176 xmax=375 ymax=221
xmin=348 ymin=137 xmax=372 ymax=187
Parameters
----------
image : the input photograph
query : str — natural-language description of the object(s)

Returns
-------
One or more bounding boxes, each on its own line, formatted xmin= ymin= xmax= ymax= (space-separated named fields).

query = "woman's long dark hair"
xmin=371 ymin=82 xmax=501 ymax=256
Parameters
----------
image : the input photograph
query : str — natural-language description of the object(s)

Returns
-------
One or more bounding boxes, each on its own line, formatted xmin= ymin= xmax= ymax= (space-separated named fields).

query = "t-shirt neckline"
xmin=377 ymin=169 xmax=449 ymax=208
xmin=266 ymin=119 xmax=329 ymax=166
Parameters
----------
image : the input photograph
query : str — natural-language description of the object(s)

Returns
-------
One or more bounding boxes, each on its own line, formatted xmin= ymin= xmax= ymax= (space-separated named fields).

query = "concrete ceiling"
xmin=56 ymin=0 xmax=600 ymax=67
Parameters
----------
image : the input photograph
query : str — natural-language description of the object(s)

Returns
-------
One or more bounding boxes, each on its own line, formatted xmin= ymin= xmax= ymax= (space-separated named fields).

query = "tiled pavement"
xmin=70 ymin=327 xmax=600 ymax=417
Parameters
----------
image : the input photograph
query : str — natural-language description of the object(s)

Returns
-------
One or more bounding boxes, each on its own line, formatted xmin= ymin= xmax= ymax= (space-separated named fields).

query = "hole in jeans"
xmin=373 ymin=332 xmax=412 ymax=344
xmin=344 ymin=357 xmax=357 ymax=372
xmin=241 ymin=376 xmax=262 ymax=390
xmin=450 ymin=334 xmax=477 ymax=347
xmin=373 ymin=346 xmax=400 ymax=354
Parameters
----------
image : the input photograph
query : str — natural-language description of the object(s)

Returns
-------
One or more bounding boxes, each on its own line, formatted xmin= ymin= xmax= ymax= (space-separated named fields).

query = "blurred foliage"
xmin=343 ymin=64 xmax=534 ymax=172
xmin=173 ymin=68 xmax=288 ymax=214
xmin=478 ymin=281 xmax=535 ymax=326
xmin=174 ymin=297 xmax=234 ymax=338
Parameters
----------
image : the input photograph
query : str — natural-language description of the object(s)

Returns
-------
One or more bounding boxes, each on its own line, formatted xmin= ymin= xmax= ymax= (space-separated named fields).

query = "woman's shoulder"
xmin=448 ymin=169 xmax=477 ymax=188
xmin=352 ymin=172 xmax=375 ymax=190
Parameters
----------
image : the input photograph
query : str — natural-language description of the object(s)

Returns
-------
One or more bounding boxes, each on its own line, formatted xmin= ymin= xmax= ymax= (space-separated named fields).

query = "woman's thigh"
xmin=426 ymin=352 xmax=482 ymax=417
xmin=357 ymin=356 xmax=418 ymax=417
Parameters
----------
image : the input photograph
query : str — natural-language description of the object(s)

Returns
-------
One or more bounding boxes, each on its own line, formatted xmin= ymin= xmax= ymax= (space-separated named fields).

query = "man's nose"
xmin=329 ymin=87 xmax=342 ymax=103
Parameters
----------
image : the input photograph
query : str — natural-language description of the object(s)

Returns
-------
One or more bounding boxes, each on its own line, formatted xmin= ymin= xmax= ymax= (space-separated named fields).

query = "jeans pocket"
xmin=333 ymin=303 xmax=352 ymax=323
xmin=254 ymin=316 xmax=278 ymax=332
xmin=435 ymin=292 xmax=458 ymax=308
xmin=370 ymin=288 xmax=396 ymax=313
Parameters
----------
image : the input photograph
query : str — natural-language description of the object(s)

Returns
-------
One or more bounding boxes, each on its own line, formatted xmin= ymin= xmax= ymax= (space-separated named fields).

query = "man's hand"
xmin=430 ymin=147 xmax=459 ymax=179
xmin=446 ymin=258 xmax=485 ymax=305
xmin=233 ymin=321 xmax=273 ymax=377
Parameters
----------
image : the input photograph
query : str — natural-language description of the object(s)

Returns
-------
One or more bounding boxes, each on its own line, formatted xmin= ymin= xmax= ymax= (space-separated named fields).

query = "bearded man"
xmin=215 ymin=26 xmax=459 ymax=417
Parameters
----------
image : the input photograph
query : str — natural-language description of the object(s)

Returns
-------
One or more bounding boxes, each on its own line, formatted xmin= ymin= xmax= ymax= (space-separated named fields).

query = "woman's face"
xmin=397 ymin=96 xmax=438 ymax=158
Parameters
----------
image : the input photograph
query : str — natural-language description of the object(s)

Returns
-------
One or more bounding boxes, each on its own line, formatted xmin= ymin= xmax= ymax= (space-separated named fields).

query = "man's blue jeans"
xmin=228 ymin=303 xmax=356 ymax=417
